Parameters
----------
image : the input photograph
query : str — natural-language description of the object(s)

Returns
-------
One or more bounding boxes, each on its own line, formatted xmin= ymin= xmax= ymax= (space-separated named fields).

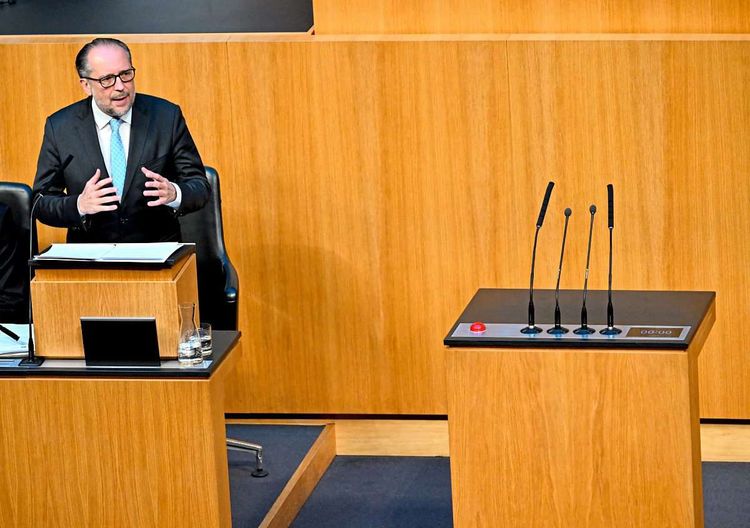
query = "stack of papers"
xmin=34 ymin=242 xmax=189 ymax=263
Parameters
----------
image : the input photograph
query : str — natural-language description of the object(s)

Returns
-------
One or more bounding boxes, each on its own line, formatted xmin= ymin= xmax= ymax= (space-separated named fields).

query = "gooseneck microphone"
xmin=20 ymin=154 xmax=74 ymax=366
xmin=574 ymin=204 xmax=597 ymax=335
xmin=0 ymin=324 xmax=20 ymax=341
xmin=521 ymin=181 xmax=555 ymax=335
xmin=20 ymin=192 xmax=46 ymax=366
xmin=601 ymin=184 xmax=621 ymax=335
xmin=548 ymin=208 xmax=572 ymax=335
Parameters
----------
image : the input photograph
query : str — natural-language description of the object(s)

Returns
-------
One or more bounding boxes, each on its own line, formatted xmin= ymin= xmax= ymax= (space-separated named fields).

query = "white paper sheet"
xmin=34 ymin=242 xmax=188 ymax=263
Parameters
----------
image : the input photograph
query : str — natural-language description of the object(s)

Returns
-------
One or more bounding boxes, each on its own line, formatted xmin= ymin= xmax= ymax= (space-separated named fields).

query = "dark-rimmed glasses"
xmin=81 ymin=68 xmax=136 ymax=89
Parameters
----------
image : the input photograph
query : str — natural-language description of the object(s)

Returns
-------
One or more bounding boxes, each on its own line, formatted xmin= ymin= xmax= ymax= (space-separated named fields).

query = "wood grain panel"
xmin=313 ymin=0 xmax=750 ymax=34
xmin=506 ymin=40 xmax=750 ymax=418
xmin=447 ymin=345 xmax=703 ymax=527
xmin=31 ymin=254 xmax=198 ymax=358
xmin=223 ymin=40 xmax=512 ymax=413
xmin=701 ymin=425 xmax=750 ymax=462
xmin=332 ymin=419 xmax=449 ymax=456
xmin=0 ymin=355 xmax=238 ymax=527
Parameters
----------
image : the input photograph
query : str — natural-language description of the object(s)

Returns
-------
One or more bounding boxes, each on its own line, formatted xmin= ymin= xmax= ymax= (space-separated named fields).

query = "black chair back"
xmin=0 ymin=182 xmax=36 ymax=322
xmin=178 ymin=167 xmax=239 ymax=330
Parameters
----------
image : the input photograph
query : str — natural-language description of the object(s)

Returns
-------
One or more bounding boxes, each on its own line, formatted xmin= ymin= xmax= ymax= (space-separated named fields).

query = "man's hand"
xmin=77 ymin=169 xmax=119 ymax=215
xmin=142 ymin=167 xmax=177 ymax=206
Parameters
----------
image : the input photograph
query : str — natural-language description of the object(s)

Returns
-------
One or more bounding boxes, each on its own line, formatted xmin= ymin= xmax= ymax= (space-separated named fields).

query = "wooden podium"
xmin=30 ymin=246 xmax=199 ymax=359
xmin=0 ymin=331 xmax=241 ymax=528
xmin=444 ymin=289 xmax=716 ymax=528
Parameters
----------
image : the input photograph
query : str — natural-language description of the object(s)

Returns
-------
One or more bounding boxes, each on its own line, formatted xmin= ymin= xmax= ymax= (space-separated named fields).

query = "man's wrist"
xmin=76 ymin=194 xmax=85 ymax=217
xmin=167 ymin=182 xmax=182 ymax=209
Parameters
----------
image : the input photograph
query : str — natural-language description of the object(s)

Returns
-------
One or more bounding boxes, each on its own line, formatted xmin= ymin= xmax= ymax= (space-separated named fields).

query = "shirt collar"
xmin=91 ymin=97 xmax=133 ymax=130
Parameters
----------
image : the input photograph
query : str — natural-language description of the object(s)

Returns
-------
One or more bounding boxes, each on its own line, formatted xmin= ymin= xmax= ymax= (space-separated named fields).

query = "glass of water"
xmin=177 ymin=330 xmax=203 ymax=365
xmin=198 ymin=323 xmax=213 ymax=357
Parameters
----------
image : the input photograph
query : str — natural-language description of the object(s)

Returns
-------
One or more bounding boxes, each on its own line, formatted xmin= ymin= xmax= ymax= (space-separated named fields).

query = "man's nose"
xmin=113 ymin=76 xmax=126 ymax=91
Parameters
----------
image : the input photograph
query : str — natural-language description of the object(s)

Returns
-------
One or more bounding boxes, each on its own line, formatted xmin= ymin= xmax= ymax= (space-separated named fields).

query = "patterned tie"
xmin=109 ymin=118 xmax=126 ymax=197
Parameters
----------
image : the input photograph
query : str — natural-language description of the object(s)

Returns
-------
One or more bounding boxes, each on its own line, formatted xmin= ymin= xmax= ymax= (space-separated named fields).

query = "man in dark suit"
xmin=32 ymin=38 xmax=210 ymax=243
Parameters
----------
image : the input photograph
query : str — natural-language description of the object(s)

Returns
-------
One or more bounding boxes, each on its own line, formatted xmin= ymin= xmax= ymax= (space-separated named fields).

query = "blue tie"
xmin=109 ymin=118 xmax=126 ymax=197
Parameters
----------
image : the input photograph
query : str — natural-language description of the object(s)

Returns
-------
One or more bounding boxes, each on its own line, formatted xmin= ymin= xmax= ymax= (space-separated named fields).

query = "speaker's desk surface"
xmin=0 ymin=329 xmax=239 ymax=378
xmin=0 ymin=330 xmax=241 ymax=528
xmin=444 ymin=289 xmax=716 ymax=528
xmin=445 ymin=288 xmax=715 ymax=349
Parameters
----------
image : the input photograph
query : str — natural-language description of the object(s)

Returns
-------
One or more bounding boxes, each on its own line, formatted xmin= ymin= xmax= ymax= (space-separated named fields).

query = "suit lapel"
xmin=74 ymin=99 xmax=110 ymax=181
xmin=123 ymin=97 xmax=149 ymax=199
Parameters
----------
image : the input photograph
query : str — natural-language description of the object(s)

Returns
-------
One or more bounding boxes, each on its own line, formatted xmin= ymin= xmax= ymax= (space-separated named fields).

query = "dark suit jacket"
xmin=32 ymin=94 xmax=210 ymax=243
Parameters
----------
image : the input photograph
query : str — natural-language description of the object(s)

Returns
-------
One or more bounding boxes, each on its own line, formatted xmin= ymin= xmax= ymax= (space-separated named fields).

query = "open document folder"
xmin=34 ymin=242 xmax=190 ymax=263
xmin=0 ymin=324 xmax=29 ymax=357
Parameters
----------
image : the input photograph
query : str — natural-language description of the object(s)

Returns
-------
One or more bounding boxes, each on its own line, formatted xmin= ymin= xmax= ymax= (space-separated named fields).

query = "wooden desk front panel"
xmin=0 ymin=354 xmax=237 ymax=527
xmin=447 ymin=346 xmax=702 ymax=527
xmin=31 ymin=254 xmax=199 ymax=359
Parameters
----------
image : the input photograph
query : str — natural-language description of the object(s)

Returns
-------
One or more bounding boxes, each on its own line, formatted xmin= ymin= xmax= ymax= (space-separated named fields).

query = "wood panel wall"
xmin=312 ymin=0 xmax=750 ymax=34
xmin=1 ymin=35 xmax=748 ymax=418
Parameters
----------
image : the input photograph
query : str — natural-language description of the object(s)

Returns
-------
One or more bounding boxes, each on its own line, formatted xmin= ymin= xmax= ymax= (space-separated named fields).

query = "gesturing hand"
xmin=142 ymin=167 xmax=177 ymax=206
xmin=77 ymin=169 xmax=119 ymax=215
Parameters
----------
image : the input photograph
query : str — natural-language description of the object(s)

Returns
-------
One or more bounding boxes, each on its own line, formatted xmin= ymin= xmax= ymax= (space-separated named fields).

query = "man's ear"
xmin=79 ymin=78 xmax=92 ymax=96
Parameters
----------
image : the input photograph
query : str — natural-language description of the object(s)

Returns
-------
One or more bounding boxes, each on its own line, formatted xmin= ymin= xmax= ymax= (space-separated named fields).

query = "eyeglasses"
xmin=81 ymin=68 xmax=136 ymax=89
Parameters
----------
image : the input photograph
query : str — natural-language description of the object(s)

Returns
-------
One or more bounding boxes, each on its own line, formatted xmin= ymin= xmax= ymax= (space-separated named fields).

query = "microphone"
xmin=0 ymin=324 xmax=20 ymax=341
xmin=21 ymin=154 xmax=74 ymax=366
xmin=574 ymin=204 xmax=597 ymax=335
xmin=548 ymin=208 xmax=572 ymax=335
xmin=601 ymin=184 xmax=621 ymax=335
xmin=521 ymin=181 xmax=554 ymax=335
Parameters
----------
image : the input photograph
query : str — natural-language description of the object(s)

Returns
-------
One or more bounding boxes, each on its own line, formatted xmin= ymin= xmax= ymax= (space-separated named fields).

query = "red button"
xmin=470 ymin=322 xmax=486 ymax=334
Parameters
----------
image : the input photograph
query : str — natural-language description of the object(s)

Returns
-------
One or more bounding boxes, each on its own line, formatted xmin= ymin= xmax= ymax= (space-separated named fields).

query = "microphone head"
xmin=589 ymin=204 xmax=597 ymax=214
xmin=607 ymin=183 xmax=614 ymax=229
xmin=535 ymin=181 xmax=555 ymax=228
xmin=564 ymin=207 xmax=572 ymax=217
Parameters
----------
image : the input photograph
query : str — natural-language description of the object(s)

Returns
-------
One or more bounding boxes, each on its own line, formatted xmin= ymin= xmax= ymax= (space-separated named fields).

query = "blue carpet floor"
xmin=291 ymin=456 xmax=453 ymax=528
xmin=227 ymin=425 xmax=750 ymax=527
xmin=703 ymin=462 xmax=750 ymax=528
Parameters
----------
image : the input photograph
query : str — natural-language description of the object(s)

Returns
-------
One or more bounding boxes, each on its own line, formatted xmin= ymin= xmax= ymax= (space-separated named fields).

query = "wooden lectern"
xmin=30 ymin=246 xmax=199 ymax=359
xmin=0 ymin=331 xmax=241 ymax=528
xmin=444 ymin=289 xmax=715 ymax=528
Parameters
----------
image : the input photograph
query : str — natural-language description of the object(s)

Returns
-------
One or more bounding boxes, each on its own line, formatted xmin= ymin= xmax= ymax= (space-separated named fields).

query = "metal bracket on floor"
xmin=227 ymin=438 xmax=269 ymax=478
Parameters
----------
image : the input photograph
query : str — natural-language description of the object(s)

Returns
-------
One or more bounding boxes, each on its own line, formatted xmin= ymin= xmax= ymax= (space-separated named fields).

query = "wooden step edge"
xmin=258 ymin=423 xmax=336 ymax=528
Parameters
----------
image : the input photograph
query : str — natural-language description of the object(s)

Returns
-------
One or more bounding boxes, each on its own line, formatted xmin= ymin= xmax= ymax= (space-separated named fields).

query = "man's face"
xmin=79 ymin=45 xmax=136 ymax=118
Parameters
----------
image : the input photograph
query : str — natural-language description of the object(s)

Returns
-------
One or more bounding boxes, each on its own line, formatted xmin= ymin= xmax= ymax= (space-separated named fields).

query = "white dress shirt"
xmin=92 ymin=97 xmax=132 ymax=178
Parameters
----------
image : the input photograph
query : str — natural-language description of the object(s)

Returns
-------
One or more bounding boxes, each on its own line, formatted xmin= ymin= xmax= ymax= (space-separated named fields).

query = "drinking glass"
xmin=198 ymin=323 xmax=213 ymax=357
xmin=177 ymin=330 xmax=202 ymax=365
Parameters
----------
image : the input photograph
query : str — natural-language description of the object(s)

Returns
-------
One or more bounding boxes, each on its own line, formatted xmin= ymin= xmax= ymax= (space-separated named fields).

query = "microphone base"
xmin=520 ymin=325 xmax=543 ymax=335
xmin=547 ymin=325 xmax=569 ymax=335
xmin=573 ymin=326 xmax=596 ymax=335
xmin=19 ymin=355 xmax=44 ymax=367
xmin=600 ymin=326 xmax=622 ymax=335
